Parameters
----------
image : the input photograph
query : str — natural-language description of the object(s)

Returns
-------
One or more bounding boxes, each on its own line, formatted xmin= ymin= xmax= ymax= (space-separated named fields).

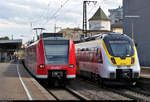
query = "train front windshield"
xmin=44 ymin=40 xmax=69 ymax=65
xmin=108 ymin=40 xmax=134 ymax=57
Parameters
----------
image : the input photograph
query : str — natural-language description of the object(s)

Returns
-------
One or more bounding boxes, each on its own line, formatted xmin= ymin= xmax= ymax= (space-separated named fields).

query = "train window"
xmin=86 ymin=52 xmax=90 ymax=61
xmin=89 ymin=52 xmax=93 ymax=61
xmin=86 ymin=48 xmax=89 ymax=51
xmin=89 ymin=48 xmax=92 ymax=51
xmin=97 ymin=48 xmax=103 ymax=63
xmin=91 ymin=48 xmax=95 ymax=51
xmin=81 ymin=48 xmax=85 ymax=51
xmin=77 ymin=48 xmax=80 ymax=52
xmin=108 ymin=40 xmax=134 ymax=57
xmin=96 ymin=48 xmax=98 ymax=56
xmin=83 ymin=52 xmax=86 ymax=61
xmin=44 ymin=40 xmax=69 ymax=65
xmin=94 ymin=48 xmax=97 ymax=51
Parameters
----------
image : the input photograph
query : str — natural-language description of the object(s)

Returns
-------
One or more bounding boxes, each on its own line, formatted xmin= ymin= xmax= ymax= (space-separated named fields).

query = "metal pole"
xmin=125 ymin=15 xmax=140 ymax=40
xmin=83 ymin=1 xmax=86 ymax=38
xmin=131 ymin=22 xmax=134 ymax=39
xmin=82 ymin=1 xmax=97 ymax=39
xmin=85 ymin=2 xmax=87 ymax=37
xmin=54 ymin=24 xmax=56 ymax=33
xmin=35 ymin=30 xmax=38 ymax=40
xmin=12 ymin=35 xmax=13 ymax=40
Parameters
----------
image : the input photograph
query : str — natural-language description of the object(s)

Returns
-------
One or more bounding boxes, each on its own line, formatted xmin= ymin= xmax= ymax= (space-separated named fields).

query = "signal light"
xmin=131 ymin=57 xmax=135 ymax=64
xmin=39 ymin=64 xmax=45 ymax=68
xmin=111 ymin=57 xmax=116 ymax=64
xmin=69 ymin=64 xmax=74 ymax=68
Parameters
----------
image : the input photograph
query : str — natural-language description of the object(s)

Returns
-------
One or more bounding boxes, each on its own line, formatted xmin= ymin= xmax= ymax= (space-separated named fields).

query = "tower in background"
xmin=88 ymin=7 xmax=111 ymax=31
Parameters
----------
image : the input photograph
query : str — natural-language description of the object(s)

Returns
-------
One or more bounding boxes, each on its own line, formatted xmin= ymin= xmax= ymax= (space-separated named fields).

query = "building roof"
xmin=111 ymin=21 xmax=123 ymax=28
xmin=89 ymin=7 xmax=110 ymax=21
xmin=61 ymin=27 xmax=82 ymax=31
xmin=0 ymin=39 xmax=22 ymax=50
xmin=0 ymin=39 xmax=22 ymax=44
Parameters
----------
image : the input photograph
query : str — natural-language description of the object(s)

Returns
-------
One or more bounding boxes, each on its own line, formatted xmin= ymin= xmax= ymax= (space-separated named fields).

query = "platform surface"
xmin=0 ymin=62 xmax=55 ymax=100
xmin=141 ymin=67 xmax=150 ymax=78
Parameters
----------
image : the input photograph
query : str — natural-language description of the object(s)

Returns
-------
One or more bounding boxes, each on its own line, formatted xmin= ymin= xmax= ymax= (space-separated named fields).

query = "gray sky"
xmin=0 ymin=0 xmax=122 ymax=43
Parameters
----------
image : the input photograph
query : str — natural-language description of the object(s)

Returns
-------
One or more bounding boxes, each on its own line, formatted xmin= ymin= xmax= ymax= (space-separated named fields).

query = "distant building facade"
xmin=59 ymin=7 xmax=111 ymax=41
xmin=88 ymin=7 xmax=111 ymax=31
xmin=109 ymin=6 xmax=123 ymax=24
xmin=0 ymin=39 xmax=22 ymax=62
xmin=111 ymin=21 xmax=123 ymax=34
xmin=123 ymin=0 xmax=150 ymax=66
xmin=59 ymin=28 xmax=82 ymax=41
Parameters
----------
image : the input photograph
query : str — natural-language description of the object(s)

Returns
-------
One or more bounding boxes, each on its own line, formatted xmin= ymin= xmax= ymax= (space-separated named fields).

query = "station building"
xmin=0 ymin=39 xmax=22 ymax=62
xmin=123 ymin=0 xmax=150 ymax=66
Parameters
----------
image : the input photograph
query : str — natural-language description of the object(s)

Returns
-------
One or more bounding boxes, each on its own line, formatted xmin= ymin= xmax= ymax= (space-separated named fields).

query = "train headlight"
xmin=69 ymin=64 xmax=74 ymax=68
xmin=111 ymin=57 xmax=116 ymax=64
xmin=39 ymin=64 xmax=45 ymax=68
xmin=131 ymin=57 xmax=135 ymax=64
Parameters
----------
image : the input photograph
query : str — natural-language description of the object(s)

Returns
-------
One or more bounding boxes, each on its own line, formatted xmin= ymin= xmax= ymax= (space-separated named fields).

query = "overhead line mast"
xmin=83 ymin=1 xmax=97 ymax=39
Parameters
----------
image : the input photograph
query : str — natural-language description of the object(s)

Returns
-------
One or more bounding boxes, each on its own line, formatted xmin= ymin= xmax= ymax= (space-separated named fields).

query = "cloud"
xmin=0 ymin=0 xmax=122 ymax=43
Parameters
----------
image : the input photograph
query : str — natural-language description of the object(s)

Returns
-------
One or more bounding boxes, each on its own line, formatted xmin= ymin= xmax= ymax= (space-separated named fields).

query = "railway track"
xmin=23 ymin=59 xmax=150 ymax=101
xmin=106 ymin=87 xmax=150 ymax=102
xmin=38 ymin=80 xmax=89 ymax=100
xmin=77 ymin=77 xmax=150 ymax=101
xmin=22 ymin=61 xmax=89 ymax=100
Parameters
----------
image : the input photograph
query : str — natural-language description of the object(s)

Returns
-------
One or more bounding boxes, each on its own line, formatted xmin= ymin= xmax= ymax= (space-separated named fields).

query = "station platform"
xmin=0 ymin=61 xmax=55 ymax=100
xmin=141 ymin=67 xmax=150 ymax=78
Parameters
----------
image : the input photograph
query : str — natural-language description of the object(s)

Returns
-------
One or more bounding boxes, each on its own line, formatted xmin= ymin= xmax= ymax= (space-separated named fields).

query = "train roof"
xmin=103 ymin=33 xmax=132 ymax=41
xmin=26 ymin=40 xmax=39 ymax=48
xmin=26 ymin=37 xmax=70 ymax=48
xmin=75 ymin=33 xmax=132 ymax=44
xmin=40 ymin=33 xmax=63 ymax=38
xmin=42 ymin=37 xmax=69 ymax=41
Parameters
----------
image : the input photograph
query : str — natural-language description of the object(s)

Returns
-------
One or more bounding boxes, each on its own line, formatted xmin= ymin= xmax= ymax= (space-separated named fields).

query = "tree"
xmin=0 ymin=36 xmax=9 ymax=40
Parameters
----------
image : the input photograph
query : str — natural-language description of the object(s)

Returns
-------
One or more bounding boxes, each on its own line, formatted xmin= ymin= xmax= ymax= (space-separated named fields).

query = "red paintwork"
xmin=25 ymin=38 xmax=76 ymax=79
xmin=76 ymin=49 xmax=103 ymax=74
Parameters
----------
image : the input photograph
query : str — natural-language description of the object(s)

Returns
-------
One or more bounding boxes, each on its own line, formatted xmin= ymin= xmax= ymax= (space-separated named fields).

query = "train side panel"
xmin=24 ymin=42 xmax=38 ymax=77
xmin=76 ymin=40 xmax=103 ymax=78
xmin=36 ymin=39 xmax=47 ymax=78
xmin=67 ymin=40 xmax=76 ymax=78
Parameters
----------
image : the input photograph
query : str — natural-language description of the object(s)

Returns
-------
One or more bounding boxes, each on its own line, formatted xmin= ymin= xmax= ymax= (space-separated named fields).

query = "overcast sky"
xmin=0 ymin=0 xmax=122 ymax=43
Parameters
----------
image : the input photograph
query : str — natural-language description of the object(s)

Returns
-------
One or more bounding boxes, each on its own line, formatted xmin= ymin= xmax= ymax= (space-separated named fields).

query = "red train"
xmin=24 ymin=33 xmax=76 ymax=85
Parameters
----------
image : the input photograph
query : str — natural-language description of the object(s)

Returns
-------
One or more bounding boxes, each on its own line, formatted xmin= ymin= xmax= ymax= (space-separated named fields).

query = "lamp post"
xmin=125 ymin=15 xmax=140 ymax=40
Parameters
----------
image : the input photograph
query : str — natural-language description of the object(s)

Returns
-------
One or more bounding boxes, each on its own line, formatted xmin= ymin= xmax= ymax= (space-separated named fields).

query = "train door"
xmin=96 ymin=48 xmax=103 ymax=75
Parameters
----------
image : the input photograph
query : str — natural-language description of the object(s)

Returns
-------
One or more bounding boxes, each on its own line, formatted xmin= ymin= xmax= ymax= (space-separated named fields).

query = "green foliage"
xmin=0 ymin=36 xmax=9 ymax=40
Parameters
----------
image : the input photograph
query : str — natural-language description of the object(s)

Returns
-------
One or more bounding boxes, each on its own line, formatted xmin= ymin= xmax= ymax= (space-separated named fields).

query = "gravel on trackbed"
xmin=68 ymin=79 xmax=131 ymax=100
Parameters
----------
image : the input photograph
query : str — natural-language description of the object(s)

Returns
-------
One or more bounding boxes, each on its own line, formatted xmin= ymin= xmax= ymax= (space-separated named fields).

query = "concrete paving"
xmin=141 ymin=67 xmax=150 ymax=78
xmin=0 ymin=62 xmax=55 ymax=100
